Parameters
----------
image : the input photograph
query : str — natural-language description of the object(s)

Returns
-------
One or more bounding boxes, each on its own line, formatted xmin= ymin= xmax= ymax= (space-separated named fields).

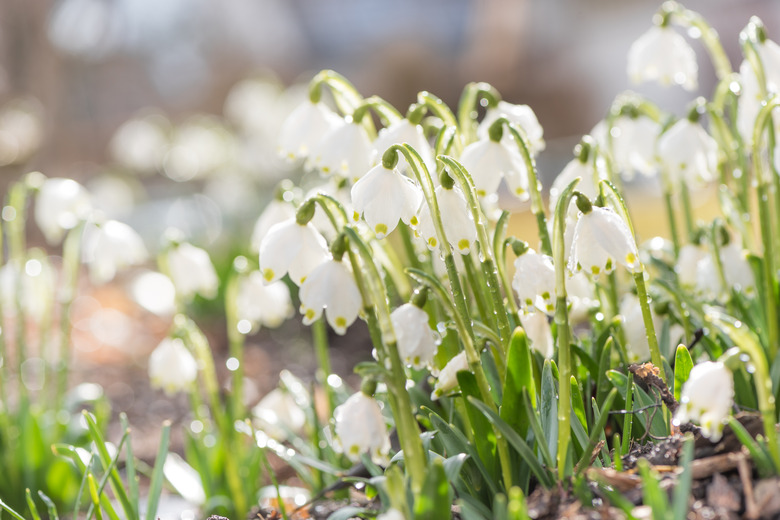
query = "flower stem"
xmin=456 ymin=81 xmax=501 ymax=145
xmin=312 ymin=317 xmax=335 ymax=418
xmin=666 ymin=2 xmax=732 ymax=81
xmin=224 ymin=265 xmax=246 ymax=421
xmin=56 ymin=223 xmax=84 ymax=412
xmin=633 ymin=270 xmax=666 ymax=382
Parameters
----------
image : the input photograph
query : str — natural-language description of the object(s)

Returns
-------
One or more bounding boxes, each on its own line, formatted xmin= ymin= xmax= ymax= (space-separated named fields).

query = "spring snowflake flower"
xmin=390 ymin=303 xmax=438 ymax=369
xmin=372 ymin=118 xmax=434 ymax=173
xmin=627 ymin=25 xmax=698 ymax=91
xmin=351 ymin=164 xmax=422 ymax=239
xmin=334 ymin=392 xmax=391 ymax=463
xmin=376 ymin=509 xmax=406 ymax=520
xmin=608 ymin=116 xmax=661 ymax=179
xmin=299 ymin=259 xmax=362 ymax=335
xmin=278 ymin=100 xmax=341 ymax=161
xmin=250 ymin=199 xmax=296 ymax=253
xmin=458 ymin=137 xmax=529 ymax=199
xmin=570 ymin=206 xmax=639 ymax=277
xmin=81 ymin=220 xmax=148 ymax=284
xmin=416 ymin=185 xmax=477 ymax=255
xmin=432 ymin=351 xmax=469 ymax=400
xmin=236 ymin=272 xmax=294 ymax=332
xmin=478 ymin=100 xmax=545 ymax=155
xmin=512 ymin=250 xmax=556 ymax=315
xmin=309 ymin=120 xmax=373 ymax=182
xmin=0 ymin=259 xmax=55 ymax=321
xmin=673 ymin=361 xmax=734 ymax=442
xmin=676 ymin=243 xmax=708 ymax=287
xmin=252 ymin=388 xmax=306 ymax=441
xmin=259 ymin=218 xmax=330 ymax=285
xmin=167 ymin=242 xmax=219 ymax=300
xmin=696 ymin=242 xmax=756 ymax=299
xmin=619 ymin=294 xmax=683 ymax=362
xmin=35 ymin=177 xmax=93 ymax=244
xmin=149 ymin=337 xmax=198 ymax=395
xmin=657 ymin=118 xmax=718 ymax=189
xmin=549 ymin=156 xmax=603 ymax=214
xmin=519 ymin=311 xmax=554 ymax=359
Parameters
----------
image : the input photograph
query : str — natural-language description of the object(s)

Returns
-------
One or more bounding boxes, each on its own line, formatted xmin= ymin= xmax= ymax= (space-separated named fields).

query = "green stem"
xmin=463 ymin=253 xmax=494 ymax=329
xmin=456 ymin=81 xmax=501 ymax=145
xmin=662 ymin=174 xmax=681 ymax=256
xmin=55 ymin=224 xmax=84 ymax=412
xmin=679 ymin=179 xmax=696 ymax=241
xmin=666 ymin=2 xmax=732 ymax=81
xmin=417 ymin=91 xmax=462 ymax=154
xmin=312 ymin=318 xmax=335 ymax=418
xmin=633 ymin=271 xmax=665 ymax=382
xmin=494 ymin=212 xmax=520 ymax=319
xmin=224 ymin=266 xmax=245 ymax=421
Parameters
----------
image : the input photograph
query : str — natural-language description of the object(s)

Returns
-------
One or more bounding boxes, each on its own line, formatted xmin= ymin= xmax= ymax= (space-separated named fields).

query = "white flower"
xmin=259 ymin=218 xmax=330 ymax=285
xmin=252 ymin=388 xmax=306 ymax=441
xmin=696 ymin=243 xmax=755 ymax=300
xmin=250 ymin=200 xmax=296 ymax=253
xmin=377 ymin=509 xmax=406 ymax=520
xmin=35 ymin=177 xmax=93 ymax=244
xmin=81 ymin=220 xmax=148 ymax=284
xmin=478 ymin=101 xmax=545 ymax=155
xmin=458 ymin=138 xmax=528 ymax=199
xmin=567 ymin=272 xmax=599 ymax=324
xmin=737 ymin=41 xmax=780 ymax=146
xmin=619 ymin=294 xmax=684 ymax=362
xmin=416 ymin=186 xmax=477 ymax=255
xmin=627 ymin=25 xmax=698 ymax=91
xmin=657 ymin=119 xmax=718 ymax=189
xmin=432 ymin=351 xmax=469 ymax=400
xmin=673 ymin=361 xmax=734 ymax=441
xmin=236 ymin=272 xmax=293 ymax=332
xmin=609 ymin=116 xmax=661 ymax=179
xmin=167 ymin=242 xmax=219 ymax=300
xmin=309 ymin=121 xmax=373 ymax=182
xmin=351 ymin=164 xmax=422 ymax=239
xmin=676 ymin=244 xmax=708 ymax=287
xmin=512 ymin=250 xmax=556 ymax=315
xmin=0 ymin=259 xmax=55 ymax=320
xmin=149 ymin=337 xmax=198 ymax=395
xmin=390 ymin=303 xmax=438 ymax=369
xmin=519 ymin=311 xmax=554 ymax=358
xmin=307 ymin=180 xmax=355 ymax=242
xmin=278 ymin=100 xmax=341 ymax=160
xmin=372 ymin=118 xmax=434 ymax=173
xmin=570 ymin=206 xmax=640 ymax=277
xmin=109 ymin=114 xmax=169 ymax=175
xmin=549 ymin=157 xmax=603 ymax=215
xmin=334 ymin=392 xmax=391 ymax=463
xmin=299 ymin=259 xmax=362 ymax=335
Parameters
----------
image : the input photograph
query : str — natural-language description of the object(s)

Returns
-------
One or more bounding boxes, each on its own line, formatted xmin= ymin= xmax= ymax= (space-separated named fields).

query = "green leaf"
xmin=638 ymin=459 xmax=668 ymax=520
xmin=674 ymin=345 xmax=693 ymax=402
xmin=521 ymin=390 xmax=554 ymax=469
xmin=596 ymin=337 xmax=614 ymax=402
xmin=540 ymin=360 xmax=558 ymax=461
xmin=501 ymin=328 xmax=534 ymax=439
xmin=571 ymin=345 xmax=599 ymax=383
xmin=726 ymin=417 xmax=775 ymax=477
xmin=414 ymin=458 xmax=453 ymax=520
xmin=25 ymin=489 xmax=41 ymax=520
xmin=37 ymin=492 xmax=59 ymax=520
xmin=458 ymin=371 xmax=499 ymax=480
xmin=607 ymin=371 xmax=667 ymax=438
xmin=575 ymin=389 xmax=618 ymax=476
xmin=326 ymin=507 xmax=370 ymax=520
xmin=0 ymin=498 xmax=27 ymax=520
xmin=119 ymin=413 xmax=139 ymax=510
xmin=672 ymin=435 xmax=694 ymax=520
xmin=146 ymin=421 xmax=171 ymax=520
xmin=570 ymin=376 xmax=588 ymax=434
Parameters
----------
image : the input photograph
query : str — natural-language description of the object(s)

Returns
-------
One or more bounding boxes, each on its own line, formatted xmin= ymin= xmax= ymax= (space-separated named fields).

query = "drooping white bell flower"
xmin=432 ymin=351 xmax=469 ymax=400
xmin=512 ymin=250 xmax=556 ymax=315
xmin=737 ymin=42 xmax=780 ymax=146
xmin=567 ymin=272 xmax=599 ymax=324
xmin=309 ymin=121 xmax=373 ymax=182
xmin=372 ymin=118 xmax=434 ymax=173
xmin=259 ymin=218 xmax=330 ymax=285
xmin=35 ymin=177 xmax=93 ymax=244
xmin=250 ymin=199 xmax=296 ymax=253
xmin=376 ymin=509 xmax=406 ymax=520
xmin=351 ymin=164 xmax=422 ymax=239
xmin=478 ymin=101 xmax=545 ymax=155
xmin=458 ymin=138 xmax=529 ymax=199
xmin=252 ymin=387 xmax=306 ymax=441
xmin=306 ymin=180 xmax=355 ymax=242
xmin=390 ymin=303 xmax=438 ymax=369
xmin=236 ymin=271 xmax=294 ymax=332
xmin=570 ymin=206 xmax=640 ymax=277
xmin=278 ymin=100 xmax=341 ymax=161
xmin=334 ymin=392 xmax=391 ymax=463
xmin=519 ymin=311 xmax=554 ymax=358
xmin=149 ymin=337 xmax=198 ymax=395
xmin=416 ymin=185 xmax=477 ymax=255
xmin=673 ymin=361 xmax=734 ymax=441
xmin=0 ymin=258 xmax=55 ymax=321
xmin=299 ymin=259 xmax=362 ymax=335
xmin=549 ymin=156 xmax=602 ymax=215
xmin=167 ymin=242 xmax=219 ymax=300
xmin=609 ymin=116 xmax=661 ymax=179
xmin=627 ymin=25 xmax=698 ymax=91
xmin=619 ymin=293 xmax=685 ymax=362
xmin=696 ymin=242 xmax=756 ymax=300
xmin=657 ymin=118 xmax=718 ymax=189
xmin=676 ymin=243 xmax=708 ymax=288
xmin=81 ymin=220 xmax=148 ymax=284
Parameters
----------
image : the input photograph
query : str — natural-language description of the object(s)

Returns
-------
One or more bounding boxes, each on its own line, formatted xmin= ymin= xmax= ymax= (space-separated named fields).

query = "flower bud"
xmin=673 ymin=361 xmax=734 ymax=442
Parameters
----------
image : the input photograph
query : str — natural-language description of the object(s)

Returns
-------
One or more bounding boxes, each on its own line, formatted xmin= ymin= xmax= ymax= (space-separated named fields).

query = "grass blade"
xmin=145 ymin=421 xmax=171 ymax=520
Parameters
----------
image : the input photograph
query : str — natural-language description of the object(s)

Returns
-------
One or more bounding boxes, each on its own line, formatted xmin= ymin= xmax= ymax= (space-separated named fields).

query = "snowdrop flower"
xmin=458 ymin=136 xmax=528 ymax=199
xmin=35 ymin=177 xmax=93 ymax=244
xmin=149 ymin=337 xmax=198 ymax=395
xmin=167 ymin=242 xmax=219 ymax=300
xmin=81 ymin=220 xmax=148 ymax=284
xmin=278 ymin=99 xmax=341 ymax=161
xmin=252 ymin=388 xmax=306 ymax=441
xmin=673 ymin=361 xmax=734 ymax=441
xmin=432 ymin=351 xmax=469 ymax=400
xmin=627 ymin=25 xmax=698 ymax=91
xmin=570 ymin=204 xmax=640 ymax=277
xmin=299 ymin=259 xmax=362 ymax=335
xmin=657 ymin=118 xmax=718 ymax=189
xmin=416 ymin=185 xmax=477 ymax=255
xmin=309 ymin=120 xmax=373 ymax=182
xmin=236 ymin=272 xmax=294 ymax=332
xmin=519 ymin=311 xmax=554 ymax=358
xmin=478 ymin=100 xmax=545 ymax=155
xmin=390 ymin=303 xmax=438 ymax=369
xmin=512 ymin=249 xmax=556 ymax=315
xmin=259 ymin=218 xmax=330 ymax=285
xmin=351 ymin=163 xmax=422 ymax=239
xmin=334 ymin=392 xmax=391 ymax=463
xmin=250 ymin=199 xmax=296 ymax=253
xmin=372 ymin=117 xmax=434 ymax=173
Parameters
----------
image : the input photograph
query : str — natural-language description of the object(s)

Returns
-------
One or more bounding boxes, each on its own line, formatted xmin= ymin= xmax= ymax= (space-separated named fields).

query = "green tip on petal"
xmin=428 ymin=237 xmax=438 ymax=248
xmin=335 ymin=316 xmax=347 ymax=329
xmin=410 ymin=215 xmax=419 ymax=227
xmin=263 ymin=268 xmax=275 ymax=282
xmin=305 ymin=309 xmax=316 ymax=320
xmin=375 ymin=223 xmax=388 ymax=237
xmin=458 ymin=239 xmax=470 ymax=252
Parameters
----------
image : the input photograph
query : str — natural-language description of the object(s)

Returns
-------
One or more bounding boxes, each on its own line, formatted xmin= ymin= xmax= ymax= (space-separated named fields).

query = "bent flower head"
xmin=299 ymin=259 xmax=362 ymax=335
xmin=334 ymin=392 xmax=391 ymax=463
xmin=35 ymin=177 xmax=93 ymax=244
xmin=259 ymin=218 xmax=330 ymax=285
xmin=673 ymin=361 xmax=734 ymax=442
xmin=351 ymin=164 xmax=422 ymax=239
xmin=149 ymin=337 xmax=198 ymax=395
xmin=627 ymin=25 xmax=698 ymax=91
xmin=167 ymin=242 xmax=219 ymax=300
xmin=570 ymin=206 xmax=639 ymax=277
xmin=390 ymin=303 xmax=438 ymax=369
